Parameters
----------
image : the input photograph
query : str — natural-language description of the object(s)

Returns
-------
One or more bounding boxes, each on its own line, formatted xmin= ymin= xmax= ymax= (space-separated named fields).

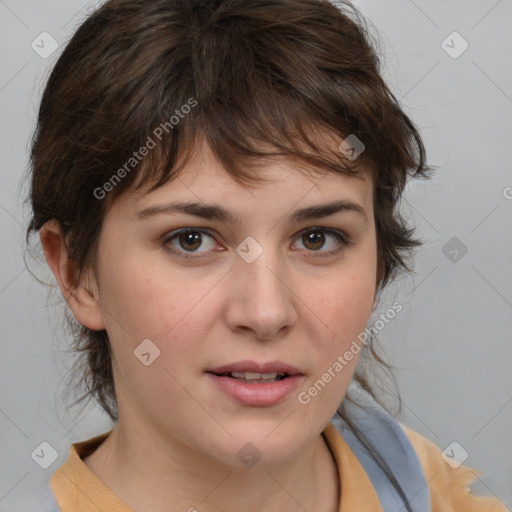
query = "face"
xmin=87 ymin=138 xmax=377 ymax=467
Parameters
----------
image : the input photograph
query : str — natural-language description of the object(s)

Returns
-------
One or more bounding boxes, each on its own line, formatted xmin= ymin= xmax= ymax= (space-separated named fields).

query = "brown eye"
xmin=302 ymin=231 xmax=325 ymax=250
xmin=293 ymin=227 xmax=350 ymax=256
xmin=163 ymin=228 xmax=220 ymax=258
xmin=178 ymin=231 xmax=202 ymax=251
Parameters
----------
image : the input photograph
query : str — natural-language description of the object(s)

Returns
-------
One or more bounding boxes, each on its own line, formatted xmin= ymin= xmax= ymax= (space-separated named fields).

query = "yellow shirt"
xmin=49 ymin=423 xmax=507 ymax=511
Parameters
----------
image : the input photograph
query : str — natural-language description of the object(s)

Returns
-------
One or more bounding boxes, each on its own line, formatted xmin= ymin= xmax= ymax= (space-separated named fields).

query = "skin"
xmin=41 ymin=136 xmax=378 ymax=512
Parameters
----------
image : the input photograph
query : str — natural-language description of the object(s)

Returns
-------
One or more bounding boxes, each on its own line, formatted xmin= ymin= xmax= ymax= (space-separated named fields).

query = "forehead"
xmin=125 ymin=128 xmax=373 ymax=208
xmin=124 ymin=138 xmax=373 ymax=221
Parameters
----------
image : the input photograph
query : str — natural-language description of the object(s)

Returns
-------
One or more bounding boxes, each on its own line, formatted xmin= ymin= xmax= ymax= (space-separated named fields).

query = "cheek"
xmin=305 ymin=274 xmax=374 ymax=383
xmin=318 ymin=271 xmax=374 ymax=319
xmin=97 ymin=253 xmax=223 ymax=378
xmin=309 ymin=248 xmax=377 ymax=342
xmin=98 ymin=262 xmax=215 ymax=413
xmin=299 ymin=244 xmax=377 ymax=401
xmin=295 ymin=269 xmax=376 ymax=417
xmin=97 ymin=250 xmax=197 ymax=336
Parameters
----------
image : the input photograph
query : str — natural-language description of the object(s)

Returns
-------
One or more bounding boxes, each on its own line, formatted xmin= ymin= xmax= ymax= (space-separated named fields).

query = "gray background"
xmin=1 ymin=0 xmax=511 ymax=509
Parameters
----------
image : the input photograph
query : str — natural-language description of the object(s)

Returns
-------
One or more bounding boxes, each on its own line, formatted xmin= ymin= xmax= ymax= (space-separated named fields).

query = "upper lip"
xmin=208 ymin=360 xmax=302 ymax=375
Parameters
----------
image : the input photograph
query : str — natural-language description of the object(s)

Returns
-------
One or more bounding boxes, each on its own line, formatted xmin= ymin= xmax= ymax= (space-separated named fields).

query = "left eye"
xmin=163 ymin=227 xmax=348 ymax=258
xmin=293 ymin=228 xmax=347 ymax=254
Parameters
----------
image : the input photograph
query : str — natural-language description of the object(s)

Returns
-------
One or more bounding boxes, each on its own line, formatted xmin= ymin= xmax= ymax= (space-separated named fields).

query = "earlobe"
xmin=40 ymin=220 xmax=106 ymax=331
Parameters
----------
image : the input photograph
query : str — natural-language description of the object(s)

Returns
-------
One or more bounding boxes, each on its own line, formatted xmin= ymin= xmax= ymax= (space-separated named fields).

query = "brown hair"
xmin=26 ymin=0 xmax=430 ymax=429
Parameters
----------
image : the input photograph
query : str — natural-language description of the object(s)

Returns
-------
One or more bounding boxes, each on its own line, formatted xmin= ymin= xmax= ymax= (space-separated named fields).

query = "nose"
xmin=224 ymin=242 xmax=298 ymax=341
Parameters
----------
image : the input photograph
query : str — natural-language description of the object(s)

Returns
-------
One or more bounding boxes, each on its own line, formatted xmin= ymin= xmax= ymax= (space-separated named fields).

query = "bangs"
xmin=130 ymin=104 xmax=368 ymax=201
xmin=89 ymin=0 xmax=391 ymax=205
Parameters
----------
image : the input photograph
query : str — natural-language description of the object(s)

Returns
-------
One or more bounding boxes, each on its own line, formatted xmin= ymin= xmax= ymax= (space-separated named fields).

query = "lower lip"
xmin=206 ymin=373 xmax=304 ymax=406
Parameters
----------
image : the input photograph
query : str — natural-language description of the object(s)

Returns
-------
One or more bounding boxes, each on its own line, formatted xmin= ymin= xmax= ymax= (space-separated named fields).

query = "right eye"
xmin=162 ymin=228 xmax=224 ymax=259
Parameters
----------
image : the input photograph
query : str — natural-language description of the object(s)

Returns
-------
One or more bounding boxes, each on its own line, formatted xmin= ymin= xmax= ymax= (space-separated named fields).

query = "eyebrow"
xmin=136 ymin=199 xmax=368 ymax=224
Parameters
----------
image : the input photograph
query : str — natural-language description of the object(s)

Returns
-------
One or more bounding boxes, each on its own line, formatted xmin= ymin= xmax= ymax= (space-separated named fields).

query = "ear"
xmin=40 ymin=220 xmax=106 ymax=331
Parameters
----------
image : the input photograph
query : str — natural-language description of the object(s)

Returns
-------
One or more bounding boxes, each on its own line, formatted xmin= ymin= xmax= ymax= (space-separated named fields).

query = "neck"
xmin=83 ymin=420 xmax=339 ymax=512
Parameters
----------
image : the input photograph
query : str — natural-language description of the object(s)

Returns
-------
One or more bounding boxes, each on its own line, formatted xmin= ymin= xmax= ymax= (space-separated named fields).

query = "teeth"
xmin=230 ymin=371 xmax=282 ymax=380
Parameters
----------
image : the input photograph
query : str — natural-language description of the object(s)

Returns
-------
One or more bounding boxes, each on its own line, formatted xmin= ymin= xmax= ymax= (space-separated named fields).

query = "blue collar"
xmin=331 ymin=384 xmax=431 ymax=512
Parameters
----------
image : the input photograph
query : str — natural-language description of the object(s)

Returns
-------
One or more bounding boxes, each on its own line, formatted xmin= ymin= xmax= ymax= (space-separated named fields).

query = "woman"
xmin=26 ymin=0 xmax=507 ymax=510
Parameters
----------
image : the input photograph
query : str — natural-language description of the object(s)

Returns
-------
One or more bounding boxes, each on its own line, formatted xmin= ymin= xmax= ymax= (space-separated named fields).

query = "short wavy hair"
xmin=26 ymin=0 xmax=431 ymax=425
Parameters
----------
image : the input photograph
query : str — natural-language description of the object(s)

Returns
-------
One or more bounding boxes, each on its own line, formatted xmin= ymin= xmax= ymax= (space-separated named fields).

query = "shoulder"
xmin=399 ymin=423 xmax=508 ymax=512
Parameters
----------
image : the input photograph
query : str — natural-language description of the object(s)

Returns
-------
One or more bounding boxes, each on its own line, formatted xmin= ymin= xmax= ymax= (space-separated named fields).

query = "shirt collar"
xmin=50 ymin=423 xmax=382 ymax=512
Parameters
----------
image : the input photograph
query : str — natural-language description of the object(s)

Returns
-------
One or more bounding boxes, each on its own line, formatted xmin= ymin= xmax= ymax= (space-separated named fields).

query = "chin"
xmin=199 ymin=422 xmax=312 ymax=469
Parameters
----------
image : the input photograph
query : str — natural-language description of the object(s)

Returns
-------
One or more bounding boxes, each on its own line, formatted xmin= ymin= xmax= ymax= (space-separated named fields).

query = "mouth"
xmin=209 ymin=371 xmax=291 ymax=383
xmin=207 ymin=360 xmax=302 ymax=381
xmin=205 ymin=361 xmax=304 ymax=406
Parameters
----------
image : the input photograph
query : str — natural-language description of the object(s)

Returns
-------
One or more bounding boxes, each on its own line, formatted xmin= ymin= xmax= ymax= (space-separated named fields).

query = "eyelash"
xmin=162 ymin=227 xmax=352 ymax=260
